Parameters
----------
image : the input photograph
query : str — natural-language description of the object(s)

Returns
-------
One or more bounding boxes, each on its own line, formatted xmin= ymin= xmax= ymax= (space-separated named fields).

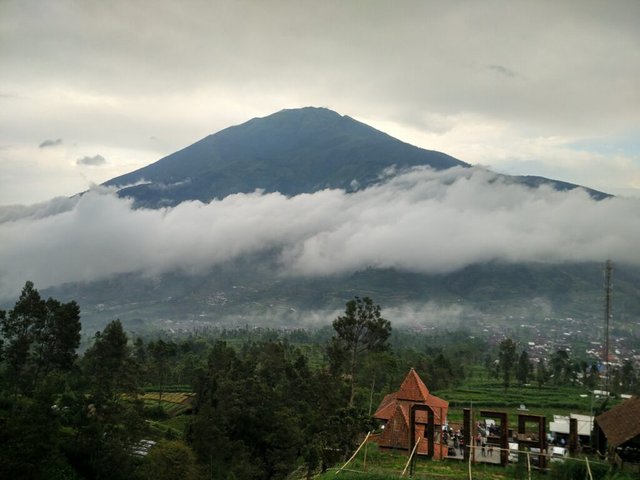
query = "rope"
xmin=585 ymin=456 xmax=594 ymax=480
xmin=336 ymin=431 xmax=372 ymax=475
xmin=401 ymin=437 xmax=421 ymax=477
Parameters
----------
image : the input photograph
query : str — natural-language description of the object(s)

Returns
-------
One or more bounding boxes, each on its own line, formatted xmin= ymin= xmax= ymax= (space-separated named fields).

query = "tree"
xmin=620 ymin=360 xmax=637 ymax=393
xmin=80 ymin=319 xmax=145 ymax=480
xmin=516 ymin=350 xmax=532 ymax=385
xmin=329 ymin=297 xmax=392 ymax=405
xmin=84 ymin=319 xmax=138 ymax=403
xmin=147 ymin=339 xmax=177 ymax=405
xmin=498 ymin=338 xmax=517 ymax=390
xmin=0 ymin=281 xmax=81 ymax=396
xmin=140 ymin=440 xmax=199 ymax=480
xmin=535 ymin=358 xmax=550 ymax=388
xmin=33 ymin=298 xmax=81 ymax=378
xmin=0 ymin=281 xmax=46 ymax=395
xmin=585 ymin=361 xmax=600 ymax=390
xmin=0 ymin=283 xmax=81 ymax=479
xmin=550 ymin=349 xmax=571 ymax=385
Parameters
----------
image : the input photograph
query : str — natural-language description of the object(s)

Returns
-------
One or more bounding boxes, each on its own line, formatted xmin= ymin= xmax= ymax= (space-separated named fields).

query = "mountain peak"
xmin=105 ymin=107 xmax=467 ymax=208
xmin=104 ymin=107 xmax=606 ymax=208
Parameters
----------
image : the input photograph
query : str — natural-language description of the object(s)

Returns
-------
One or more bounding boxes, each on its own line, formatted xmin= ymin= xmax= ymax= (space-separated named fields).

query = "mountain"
xmin=104 ymin=107 xmax=607 ymax=207
xmin=30 ymin=106 xmax=626 ymax=333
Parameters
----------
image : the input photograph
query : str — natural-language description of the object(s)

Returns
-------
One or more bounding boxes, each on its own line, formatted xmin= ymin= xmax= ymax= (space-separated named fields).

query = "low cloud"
xmin=199 ymin=302 xmax=473 ymax=329
xmin=76 ymin=154 xmax=106 ymax=166
xmin=0 ymin=196 xmax=80 ymax=223
xmin=380 ymin=302 xmax=477 ymax=328
xmin=0 ymin=166 xmax=638 ymax=299
xmin=39 ymin=138 xmax=63 ymax=148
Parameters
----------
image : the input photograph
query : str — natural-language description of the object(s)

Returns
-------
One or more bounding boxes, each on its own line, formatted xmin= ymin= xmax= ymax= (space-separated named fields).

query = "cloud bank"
xmin=0 ymin=166 xmax=638 ymax=300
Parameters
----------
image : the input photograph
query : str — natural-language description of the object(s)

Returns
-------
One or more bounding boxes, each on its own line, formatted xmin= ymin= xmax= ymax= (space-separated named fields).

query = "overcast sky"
xmin=1 ymin=0 xmax=639 ymax=205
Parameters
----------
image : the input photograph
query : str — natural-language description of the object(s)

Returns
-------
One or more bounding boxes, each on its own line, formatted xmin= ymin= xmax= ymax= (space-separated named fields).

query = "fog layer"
xmin=1 ymin=167 xmax=638 ymax=300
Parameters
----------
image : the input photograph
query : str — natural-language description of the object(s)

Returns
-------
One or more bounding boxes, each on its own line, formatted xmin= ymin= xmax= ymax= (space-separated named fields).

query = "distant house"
xmin=594 ymin=396 xmax=640 ymax=466
xmin=372 ymin=368 xmax=449 ymax=459
xmin=549 ymin=413 xmax=594 ymax=444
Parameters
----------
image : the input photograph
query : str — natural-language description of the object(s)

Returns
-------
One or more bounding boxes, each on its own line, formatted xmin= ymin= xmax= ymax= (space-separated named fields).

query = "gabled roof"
xmin=392 ymin=403 xmax=409 ymax=426
xmin=375 ymin=392 xmax=399 ymax=421
xmin=374 ymin=369 xmax=448 ymax=425
xmin=376 ymin=400 xmax=448 ymax=425
xmin=397 ymin=368 xmax=430 ymax=402
xmin=596 ymin=396 xmax=640 ymax=449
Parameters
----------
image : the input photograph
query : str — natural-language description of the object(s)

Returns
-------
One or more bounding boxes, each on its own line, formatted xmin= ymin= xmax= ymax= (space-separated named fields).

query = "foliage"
xmin=0 ymin=281 xmax=80 ymax=396
xmin=187 ymin=339 xmax=357 ymax=480
xmin=329 ymin=297 xmax=392 ymax=405
xmin=548 ymin=458 xmax=632 ymax=480
xmin=536 ymin=358 xmax=550 ymax=388
xmin=550 ymin=349 xmax=572 ymax=385
xmin=0 ymin=282 xmax=81 ymax=479
xmin=498 ymin=338 xmax=517 ymax=390
xmin=516 ymin=349 xmax=532 ymax=385
xmin=147 ymin=339 xmax=177 ymax=405
xmin=139 ymin=440 xmax=199 ymax=480
xmin=1 ymin=282 xmax=637 ymax=480
xmin=76 ymin=319 xmax=147 ymax=479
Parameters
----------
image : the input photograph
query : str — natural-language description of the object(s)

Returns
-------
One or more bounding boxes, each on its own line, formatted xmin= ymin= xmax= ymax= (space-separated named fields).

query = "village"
xmin=339 ymin=368 xmax=640 ymax=476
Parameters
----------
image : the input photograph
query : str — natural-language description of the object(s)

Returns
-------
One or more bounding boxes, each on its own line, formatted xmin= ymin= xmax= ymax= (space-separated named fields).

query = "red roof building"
xmin=595 ymin=396 xmax=640 ymax=465
xmin=372 ymin=368 xmax=449 ymax=459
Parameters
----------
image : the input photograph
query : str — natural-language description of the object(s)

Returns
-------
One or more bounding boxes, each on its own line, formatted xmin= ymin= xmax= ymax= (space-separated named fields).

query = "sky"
xmin=1 ymin=1 xmax=640 ymax=301
xmin=1 ymin=0 xmax=639 ymax=205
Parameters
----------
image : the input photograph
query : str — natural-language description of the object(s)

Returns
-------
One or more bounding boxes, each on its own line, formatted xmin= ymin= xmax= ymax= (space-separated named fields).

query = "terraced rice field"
xmin=141 ymin=391 xmax=195 ymax=416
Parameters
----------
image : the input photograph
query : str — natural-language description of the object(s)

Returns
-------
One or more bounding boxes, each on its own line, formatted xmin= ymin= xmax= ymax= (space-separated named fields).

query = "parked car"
xmin=530 ymin=447 xmax=542 ymax=466
xmin=550 ymin=446 xmax=568 ymax=463
xmin=508 ymin=442 xmax=519 ymax=462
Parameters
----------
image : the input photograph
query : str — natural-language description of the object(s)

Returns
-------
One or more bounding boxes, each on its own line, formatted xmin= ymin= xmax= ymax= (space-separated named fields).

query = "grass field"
xmin=433 ymin=365 xmax=618 ymax=423
xmin=318 ymin=444 xmax=538 ymax=480
xmin=314 ymin=440 xmax=632 ymax=480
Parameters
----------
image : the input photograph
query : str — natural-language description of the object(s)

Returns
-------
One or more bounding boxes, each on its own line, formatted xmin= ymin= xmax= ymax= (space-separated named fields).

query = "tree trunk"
xmin=349 ymin=343 xmax=358 ymax=406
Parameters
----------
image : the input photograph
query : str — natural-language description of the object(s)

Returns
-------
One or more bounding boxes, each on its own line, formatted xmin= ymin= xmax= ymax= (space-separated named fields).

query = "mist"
xmin=1 ymin=166 xmax=638 ymax=300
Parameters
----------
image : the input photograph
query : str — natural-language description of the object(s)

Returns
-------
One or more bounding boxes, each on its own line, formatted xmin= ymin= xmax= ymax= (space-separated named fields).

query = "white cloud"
xmin=1 ymin=167 xmax=638 ymax=300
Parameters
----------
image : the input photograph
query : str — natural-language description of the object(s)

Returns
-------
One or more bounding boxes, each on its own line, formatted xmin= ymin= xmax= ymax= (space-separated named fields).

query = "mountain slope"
xmin=104 ymin=107 xmax=608 ymax=208
xmin=39 ymin=259 xmax=640 ymax=333
xmin=105 ymin=107 xmax=468 ymax=207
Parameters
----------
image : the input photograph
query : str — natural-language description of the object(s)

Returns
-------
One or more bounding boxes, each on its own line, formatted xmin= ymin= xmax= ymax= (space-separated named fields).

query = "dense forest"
xmin=0 ymin=282 xmax=638 ymax=479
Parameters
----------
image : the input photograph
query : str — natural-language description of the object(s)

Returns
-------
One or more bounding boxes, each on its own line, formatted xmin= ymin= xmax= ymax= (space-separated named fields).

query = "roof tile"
xmin=596 ymin=396 xmax=640 ymax=449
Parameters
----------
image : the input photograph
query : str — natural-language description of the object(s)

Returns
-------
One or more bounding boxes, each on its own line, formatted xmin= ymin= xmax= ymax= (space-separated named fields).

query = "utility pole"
xmin=602 ymin=260 xmax=613 ymax=394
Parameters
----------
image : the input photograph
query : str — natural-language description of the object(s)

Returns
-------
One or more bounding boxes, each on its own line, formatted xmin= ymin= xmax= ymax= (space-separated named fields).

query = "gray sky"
xmin=1 ymin=0 xmax=639 ymax=205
